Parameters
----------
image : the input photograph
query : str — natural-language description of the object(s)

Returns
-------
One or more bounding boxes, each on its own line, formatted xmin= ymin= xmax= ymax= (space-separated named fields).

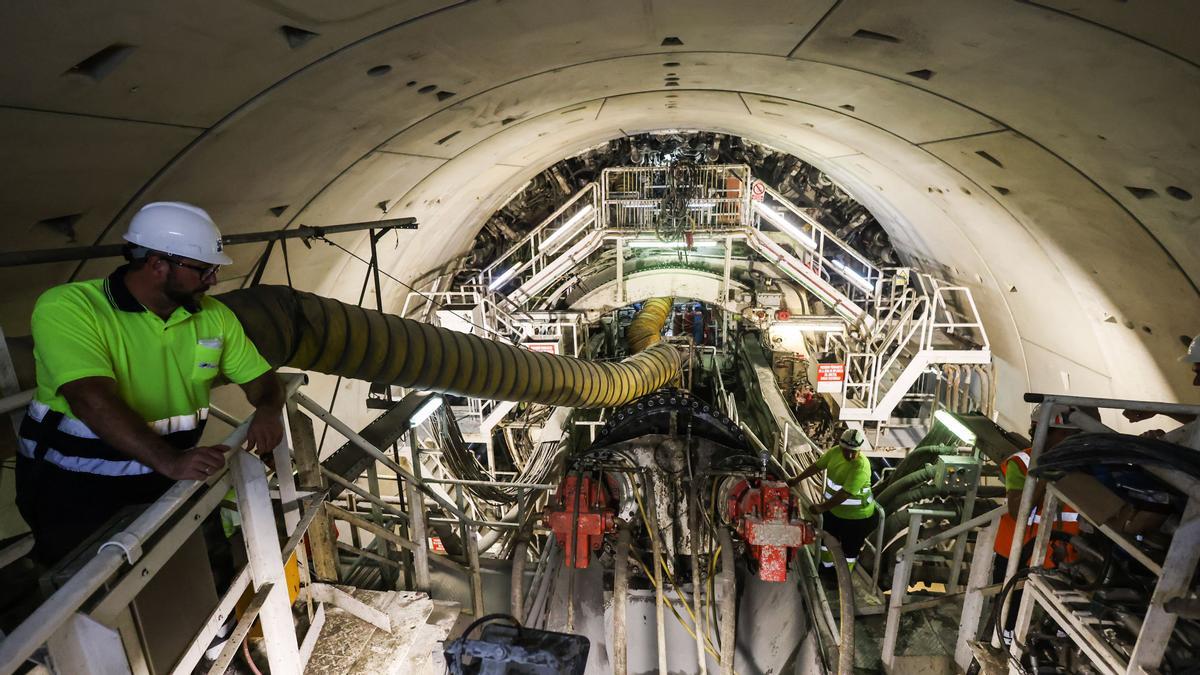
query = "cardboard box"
xmin=1053 ymin=472 xmax=1167 ymax=535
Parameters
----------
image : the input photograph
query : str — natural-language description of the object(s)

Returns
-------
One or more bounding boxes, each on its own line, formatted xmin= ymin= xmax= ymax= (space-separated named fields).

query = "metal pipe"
xmin=613 ymin=525 xmax=631 ymax=675
xmin=871 ymin=504 xmax=887 ymax=590
xmin=1024 ymin=392 xmax=1200 ymax=416
xmin=998 ymin=402 xmax=1053 ymax=641
xmin=690 ymin=489 xmax=708 ymax=675
xmin=646 ymin=486 xmax=668 ymax=675
xmin=510 ymin=540 xmax=528 ymax=619
xmin=716 ymin=528 xmax=736 ymax=675
xmin=0 ymin=218 xmax=417 ymax=268
xmin=407 ymin=433 xmax=431 ymax=591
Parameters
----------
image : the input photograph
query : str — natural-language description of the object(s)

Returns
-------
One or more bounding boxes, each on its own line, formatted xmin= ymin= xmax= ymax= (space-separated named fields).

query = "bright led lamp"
xmin=538 ymin=204 xmax=595 ymax=253
xmin=933 ymin=409 xmax=976 ymax=445
xmin=410 ymin=396 xmax=444 ymax=428
xmin=830 ymin=259 xmax=875 ymax=293
xmin=627 ymin=239 xmax=721 ymax=249
xmin=753 ymin=201 xmax=817 ymax=250
xmin=487 ymin=266 xmax=518 ymax=291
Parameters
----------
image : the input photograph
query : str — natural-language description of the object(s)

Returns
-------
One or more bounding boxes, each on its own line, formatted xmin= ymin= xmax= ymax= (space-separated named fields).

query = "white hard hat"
xmin=840 ymin=427 xmax=865 ymax=449
xmin=1181 ymin=335 xmax=1200 ymax=363
xmin=1031 ymin=402 xmax=1099 ymax=430
xmin=123 ymin=202 xmax=232 ymax=266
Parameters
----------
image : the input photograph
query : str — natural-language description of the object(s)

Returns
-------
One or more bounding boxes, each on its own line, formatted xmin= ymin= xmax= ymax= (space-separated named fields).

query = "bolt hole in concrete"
xmin=665 ymin=82 xmax=679 ymax=87
xmin=907 ymin=68 xmax=935 ymax=80
xmin=436 ymin=130 xmax=461 ymax=145
xmin=853 ymin=28 xmax=902 ymax=43
xmin=661 ymin=36 xmax=684 ymax=46
xmin=663 ymin=61 xmax=680 ymax=67
xmin=279 ymin=25 xmax=319 ymax=49
xmin=64 ymin=43 xmax=136 ymax=81
xmin=367 ymin=64 xmax=391 ymax=77
xmin=1166 ymin=186 xmax=1192 ymax=200
xmin=993 ymin=185 xmax=1011 ymax=195
xmin=975 ymin=150 xmax=1004 ymax=168
xmin=436 ymin=90 xmax=456 ymax=101
xmin=36 ymin=213 xmax=82 ymax=241
xmin=269 ymin=205 xmax=289 ymax=217
xmin=419 ymin=84 xmax=437 ymax=94
xmin=840 ymin=104 xmax=856 ymax=111
xmin=406 ymin=80 xmax=417 ymax=87
xmin=1126 ymin=186 xmax=1158 ymax=199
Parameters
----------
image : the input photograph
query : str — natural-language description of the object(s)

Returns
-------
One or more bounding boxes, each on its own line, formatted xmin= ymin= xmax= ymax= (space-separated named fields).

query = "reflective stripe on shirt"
xmin=20 ymin=399 xmax=209 ymax=477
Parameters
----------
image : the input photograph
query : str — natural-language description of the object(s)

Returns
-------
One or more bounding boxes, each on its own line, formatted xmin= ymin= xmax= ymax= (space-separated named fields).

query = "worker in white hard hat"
xmin=788 ymin=427 xmax=876 ymax=572
xmin=16 ymin=202 xmax=285 ymax=566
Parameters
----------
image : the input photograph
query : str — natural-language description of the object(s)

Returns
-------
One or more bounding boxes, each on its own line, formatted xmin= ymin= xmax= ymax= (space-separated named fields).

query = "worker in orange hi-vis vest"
xmin=992 ymin=402 xmax=1098 ymax=638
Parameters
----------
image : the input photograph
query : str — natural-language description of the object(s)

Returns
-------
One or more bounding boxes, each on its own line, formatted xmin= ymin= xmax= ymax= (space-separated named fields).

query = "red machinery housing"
xmin=727 ymin=479 xmax=814 ymax=582
xmin=545 ymin=475 xmax=616 ymax=569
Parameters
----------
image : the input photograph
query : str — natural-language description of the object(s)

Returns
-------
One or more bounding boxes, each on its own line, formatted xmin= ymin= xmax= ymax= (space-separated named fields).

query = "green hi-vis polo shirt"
xmin=21 ymin=266 xmax=270 ymax=476
xmin=814 ymin=444 xmax=876 ymax=520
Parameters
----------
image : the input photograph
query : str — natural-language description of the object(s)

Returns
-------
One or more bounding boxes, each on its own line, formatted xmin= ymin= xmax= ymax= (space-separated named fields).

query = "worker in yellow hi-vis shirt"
xmin=788 ymin=428 xmax=876 ymax=571
xmin=16 ymin=202 xmax=285 ymax=566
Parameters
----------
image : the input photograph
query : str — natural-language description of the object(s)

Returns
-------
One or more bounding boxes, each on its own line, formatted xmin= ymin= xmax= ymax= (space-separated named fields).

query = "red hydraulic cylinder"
xmin=728 ymin=480 xmax=814 ymax=582
xmin=545 ymin=475 xmax=616 ymax=569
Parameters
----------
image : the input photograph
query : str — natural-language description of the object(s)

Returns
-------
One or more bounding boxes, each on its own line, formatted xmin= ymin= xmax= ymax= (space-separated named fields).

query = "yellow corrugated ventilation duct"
xmin=626 ymin=297 xmax=673 ymax=354
xmin=217 ymin=286 xmax=680 ymax=409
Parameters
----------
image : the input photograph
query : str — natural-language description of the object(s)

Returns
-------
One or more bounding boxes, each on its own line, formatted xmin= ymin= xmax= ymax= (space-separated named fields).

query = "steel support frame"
xmin=1005 ymin=392 xmax=1200 ymax=675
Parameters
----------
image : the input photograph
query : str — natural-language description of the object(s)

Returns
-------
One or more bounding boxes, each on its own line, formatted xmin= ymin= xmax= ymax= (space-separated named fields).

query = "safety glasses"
xmin=164 ymin=256 xmax=220 ymax=282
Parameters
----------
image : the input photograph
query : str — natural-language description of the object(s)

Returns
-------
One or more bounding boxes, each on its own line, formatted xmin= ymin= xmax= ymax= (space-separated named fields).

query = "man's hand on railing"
xmin=156 ymin=444 xmax=229 ymax=481
xmin=245 ymin=410 xmax=284 ymax=458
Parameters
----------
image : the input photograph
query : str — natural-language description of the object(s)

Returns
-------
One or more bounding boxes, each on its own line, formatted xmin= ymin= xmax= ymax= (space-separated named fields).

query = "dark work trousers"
xmin=821 ymin=510 xmax=877 ymax=568
xmin=15 ymin=454 xmax=173 ymax=566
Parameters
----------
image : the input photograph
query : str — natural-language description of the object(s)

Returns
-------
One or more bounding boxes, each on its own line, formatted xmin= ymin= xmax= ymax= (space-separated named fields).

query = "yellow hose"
xmin=626 ymin=297 xmax=673 ymax=354
xmin=216 ymin=286 xmax=680 ymax=409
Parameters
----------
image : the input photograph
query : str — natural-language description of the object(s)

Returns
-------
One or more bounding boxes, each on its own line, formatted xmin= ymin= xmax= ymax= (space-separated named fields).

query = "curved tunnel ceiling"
xmin=2 ymin=0 xmax=1198 ymax=428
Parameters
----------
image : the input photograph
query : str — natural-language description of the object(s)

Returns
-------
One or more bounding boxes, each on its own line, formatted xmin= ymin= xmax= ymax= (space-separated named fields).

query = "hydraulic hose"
xmin=820 ymin=532 xmax=856 ymax=675
xmin=875 ymin=464 xmax=941 ymax=509
xmin=873 ymin=444 xmax=956 ymax=493
xmin=216 ymin=285 xmax=680 ymax=409
xmin=626 ymin=297 xmax=673 ymax=354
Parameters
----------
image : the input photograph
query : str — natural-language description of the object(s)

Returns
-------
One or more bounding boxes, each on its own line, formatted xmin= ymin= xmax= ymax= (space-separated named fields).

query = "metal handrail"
xmin=0 ymin=376 xmax=306 ymax=673
xmin=757 ymin=182 xmax=880 ymax=280
xmin=478 ymin=183 xmax=598 ymax=288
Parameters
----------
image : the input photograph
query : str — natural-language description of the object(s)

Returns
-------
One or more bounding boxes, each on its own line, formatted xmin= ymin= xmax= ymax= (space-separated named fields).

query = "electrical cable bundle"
xmin=1029 ymin=432 xmax=1200 ymax=480
xmin=434 ymin=406 xmax=563 ymax=503
xmin=655 ymin=161 xmax=699 ymax=242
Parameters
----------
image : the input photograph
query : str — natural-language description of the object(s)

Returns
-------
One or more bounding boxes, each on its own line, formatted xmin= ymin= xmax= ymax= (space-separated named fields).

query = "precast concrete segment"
xmin=217 ymin=286 xmax=680 ymax=409
xmin=626 ymin=296 xmax=673 ymax=354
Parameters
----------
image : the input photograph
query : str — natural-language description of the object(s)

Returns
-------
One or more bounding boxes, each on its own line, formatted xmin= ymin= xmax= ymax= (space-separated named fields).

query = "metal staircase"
xmin=840 ymin=273 xmax=990 ymax=421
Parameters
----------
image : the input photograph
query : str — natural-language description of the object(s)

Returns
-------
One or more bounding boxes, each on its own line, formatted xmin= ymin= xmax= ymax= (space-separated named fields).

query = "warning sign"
xmin=816 ymin=363 xmax=846 ymax=393
xmin=750 ymin=179 xmax=766 ymax=202
xmin=430 ymin=537 xmax=445 ymax=554
xmin=522 ymin=341 xmax=559 ymax=355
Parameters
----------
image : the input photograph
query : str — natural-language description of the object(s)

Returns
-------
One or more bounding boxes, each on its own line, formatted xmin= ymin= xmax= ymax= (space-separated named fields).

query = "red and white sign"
xmin=522 ymin=341 xmax=560 ymax=355
xmin=430 ymin=537 xmax=445 ymax=554
xmin=816 ymin=363 xmax=846 ymax=393
xmin=750 ymin=179 xmax=766 ymax=202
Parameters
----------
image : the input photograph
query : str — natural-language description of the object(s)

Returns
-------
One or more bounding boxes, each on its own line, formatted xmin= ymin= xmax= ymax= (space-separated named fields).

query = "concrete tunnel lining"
xmin=0 ymin=0 xmax=1197 ymax=440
